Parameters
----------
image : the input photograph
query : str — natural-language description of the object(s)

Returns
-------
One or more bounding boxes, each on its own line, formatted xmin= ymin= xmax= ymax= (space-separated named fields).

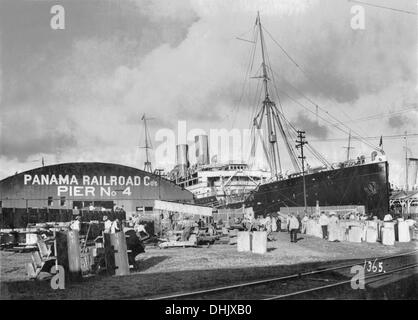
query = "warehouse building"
xmin=0 ymin=162 xmax=194 ymax=215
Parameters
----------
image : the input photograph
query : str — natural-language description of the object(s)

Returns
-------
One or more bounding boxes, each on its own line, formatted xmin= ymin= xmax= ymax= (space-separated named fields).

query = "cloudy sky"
xmin=0 ymin=0 xmax=417 ymax=187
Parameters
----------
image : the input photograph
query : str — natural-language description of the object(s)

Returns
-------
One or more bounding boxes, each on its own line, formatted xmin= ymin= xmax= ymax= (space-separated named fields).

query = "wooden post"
xmin=110 ymin=232 xmax=130 ymax=276
xmin=53 ymin=229 xmax=58 ymax=270
xmin=103 ymin=232 xmax=116 ymax=276
xmin=67 ymin=230 xmax=82 ymax=281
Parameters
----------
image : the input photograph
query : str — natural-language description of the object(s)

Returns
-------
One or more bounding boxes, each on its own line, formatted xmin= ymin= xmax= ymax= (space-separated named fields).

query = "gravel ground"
xmin=1 ymin=232 xmax=416 ymax=300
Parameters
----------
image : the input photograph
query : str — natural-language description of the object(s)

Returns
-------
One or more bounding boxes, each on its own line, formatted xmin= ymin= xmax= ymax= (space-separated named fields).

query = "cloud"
xmin=0 ymin=0 xmax=416 ymax=186
xmin=388 ymin=114 xmax=413 ymax=130
xmin=0 ymin=109 xmax=77 ymax=161
xmin=131 ymin=0 xmax=196 ymax=22
xmin=292 ymin=112 xmax=329 ymax=139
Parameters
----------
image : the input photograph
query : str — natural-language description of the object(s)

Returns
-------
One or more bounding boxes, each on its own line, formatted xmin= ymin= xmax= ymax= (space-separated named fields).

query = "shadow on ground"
xmin=2 ymin=253 xmax=416 ymax=300
xmin=136 ymin=256 xmax=170 ymax=272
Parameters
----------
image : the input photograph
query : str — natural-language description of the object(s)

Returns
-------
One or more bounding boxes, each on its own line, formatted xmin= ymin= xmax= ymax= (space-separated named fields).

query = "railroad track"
xmin=146 ymin=250 xmax=418 ymax=300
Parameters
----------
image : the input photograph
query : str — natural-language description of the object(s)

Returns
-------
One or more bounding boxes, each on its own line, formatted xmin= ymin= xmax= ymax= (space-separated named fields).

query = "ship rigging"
xmin=243 ymin=12 xmax=384 ymax=181
xmin=237 ymin=13 xmax=389 ymax=217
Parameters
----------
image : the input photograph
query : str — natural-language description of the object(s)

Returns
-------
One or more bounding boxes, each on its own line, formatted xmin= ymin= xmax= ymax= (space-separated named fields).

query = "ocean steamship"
xmin=169 ymin=13 xmax=390 ymax=218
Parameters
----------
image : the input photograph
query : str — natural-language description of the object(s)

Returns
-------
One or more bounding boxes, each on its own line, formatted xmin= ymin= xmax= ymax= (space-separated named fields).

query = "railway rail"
xmin=145 ymin=250 xmax=418 ymax=300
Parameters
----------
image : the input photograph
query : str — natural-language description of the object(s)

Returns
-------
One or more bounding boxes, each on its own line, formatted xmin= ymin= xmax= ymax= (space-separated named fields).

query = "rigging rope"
xmin=347 ymin=0 xmax=418 ymax=16
xmin=231 ymin=25 xmax=258 ymax=129
xmin=261 ymin=26 xmax=380 ymax=151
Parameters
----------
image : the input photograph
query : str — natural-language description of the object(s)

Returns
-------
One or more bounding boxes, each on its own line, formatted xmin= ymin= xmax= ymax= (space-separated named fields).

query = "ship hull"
xmin=246 ymin=161 xmax=390 ymax=219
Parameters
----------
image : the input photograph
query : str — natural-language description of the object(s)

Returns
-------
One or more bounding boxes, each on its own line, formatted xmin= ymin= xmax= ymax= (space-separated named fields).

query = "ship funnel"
xmin=195 ymin=135 xmax=210 ymax=165
xmin=176 ymin=144 xmax=189 ymax=178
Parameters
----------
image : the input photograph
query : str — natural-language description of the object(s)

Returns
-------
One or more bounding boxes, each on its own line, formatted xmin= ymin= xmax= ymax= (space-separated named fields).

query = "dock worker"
xmin=271 ymin=215 xmax=277 ymax=232
xmin=103 ymin=215 xmax=113 ymax=233
xmin=289 ymin=214 xmax=300 ymax=243
xmin=329 ymin=212 xmax=339 ymax=223
xmin=296 ymin=214 xmax=302 ymax=233
xmin=276 ymin=214 xmax=282 ymax=231
xmin=69 ymin=216 xmax=82 ymax=232
xmin=301 ymin=214 xmax=309 ymax=234
xmin=265 ymin=214 xmax=272 ymax=233
xmin=319 ymin=212 xmax=330 ymax=240
xmin=135 ymin=222 xmax=150 ymax=239
xmin=286 ymin=214 xmax=291 ymax=233
xmin=111 ymin=218 xmax=121 ymax=234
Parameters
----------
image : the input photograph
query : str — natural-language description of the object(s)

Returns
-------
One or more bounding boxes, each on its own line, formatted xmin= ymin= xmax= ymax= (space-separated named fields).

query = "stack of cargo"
xmin=251 ymin=231 xmax=267 ymax=254
xmin=348 ymin=225 xmax=363 ymax=243
xmin=237 ymin=231 xmax=251 ymax=252
xmin=328 ymin=222 xmax=340 ymax=241
xmin=398 ymin=220 xmax=411 ymax=243
xmin=365 ymin=221 xmax=378 ymax=243
xmin=302 ymin=216 xmax=414 ymax=246
xmin=382 ymin=222 xmax=395 ymax=245
xmin=235 ymin=231 xmax=267 ymax=254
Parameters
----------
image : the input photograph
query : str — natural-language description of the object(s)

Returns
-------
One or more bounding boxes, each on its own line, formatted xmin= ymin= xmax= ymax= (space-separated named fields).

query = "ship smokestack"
xmin=176 ymin=144 xmax=189 ymax=178
xmin=195 ymin=135 xmax=210 ymax=165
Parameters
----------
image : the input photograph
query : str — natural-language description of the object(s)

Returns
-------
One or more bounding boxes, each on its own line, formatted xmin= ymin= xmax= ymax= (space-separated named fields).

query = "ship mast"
xmin=343 ymin=130 xmax=354 ymax=161
xmin=141 ymin=113 xmax=153 ymax=173
xmin=258 ymin=12 xmax=279 ymax=177
xmin=252 ymin=12 xmax=301 ymax=178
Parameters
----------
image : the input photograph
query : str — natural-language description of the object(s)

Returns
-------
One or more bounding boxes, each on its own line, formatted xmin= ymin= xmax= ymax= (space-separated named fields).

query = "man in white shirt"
xmin=289 ymin=214 xmax=300 ymax=243
xmin=110 ymin=218 xmax=121 ymax=234
xmin=329 ymin=212 xmax=339 ymax=224
xmin=134 ymin=223 xmax=149 ymax=238
xmin=319 ymin=212 xmax=330 ymax=240
xmin=103 ymin=215 xmax=113 ymax=233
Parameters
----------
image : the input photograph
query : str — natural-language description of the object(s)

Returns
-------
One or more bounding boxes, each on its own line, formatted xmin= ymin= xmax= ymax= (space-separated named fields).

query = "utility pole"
xmin=141 ymin=114 xmax=153 ymax=173
xmin=296 ymin=131 xmax=308 ymax=213
xmin=405 ymin=131 xmax=408 ymax=191
xmin=343 ymin=130 xmax=354 ymax=161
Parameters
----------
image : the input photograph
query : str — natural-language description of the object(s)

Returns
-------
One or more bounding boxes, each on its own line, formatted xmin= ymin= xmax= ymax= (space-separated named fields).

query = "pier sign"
xmin=23 ymin=174 xmax=158 ymax=197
